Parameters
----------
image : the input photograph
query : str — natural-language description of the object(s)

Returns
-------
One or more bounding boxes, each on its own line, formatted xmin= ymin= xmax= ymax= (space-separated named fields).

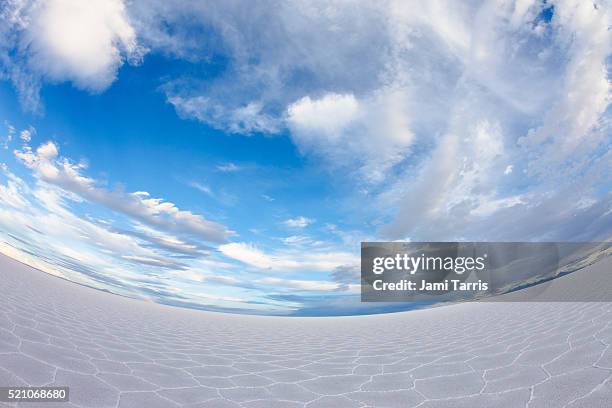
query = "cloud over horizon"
xmin=0 ymin=0 xmax=610 ymax=315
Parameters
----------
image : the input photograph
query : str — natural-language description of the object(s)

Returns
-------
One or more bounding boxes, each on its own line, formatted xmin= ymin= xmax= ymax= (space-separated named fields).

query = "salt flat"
xmin=0 ymin=253 xmax=611 ymax=408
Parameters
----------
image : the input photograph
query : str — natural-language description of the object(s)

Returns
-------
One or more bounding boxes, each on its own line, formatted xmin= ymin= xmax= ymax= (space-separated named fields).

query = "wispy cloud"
xmin=216 ymin=162 xmax=241 ymax=172
xmin=168 ymin=96 xmax=281 ymax=135
xmin=19 ymin=127 xmax=33 ymax=142
xmin=218 ymin=242 xmax=356 ymax=272
xmin=1 ymin=121 xmax=15 ymax=149
xmin=188 ymin=181 xmax=213 ymax=196
xmin=283 ymin=216 xmax=313 ymax=228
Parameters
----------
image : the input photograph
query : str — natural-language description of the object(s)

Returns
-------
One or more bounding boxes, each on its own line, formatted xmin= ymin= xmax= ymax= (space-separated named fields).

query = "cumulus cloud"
xmin=287 ymin=93 xmax=359 ymax=136
xmin=287 ymin=90 xmax=414 ymax=181
xmin=1 ymin=0 xmax=145 ymax=111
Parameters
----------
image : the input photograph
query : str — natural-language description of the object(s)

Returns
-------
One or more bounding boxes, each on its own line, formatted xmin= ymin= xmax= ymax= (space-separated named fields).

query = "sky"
xmin=0 ymin=0 xmax=610 ymax=316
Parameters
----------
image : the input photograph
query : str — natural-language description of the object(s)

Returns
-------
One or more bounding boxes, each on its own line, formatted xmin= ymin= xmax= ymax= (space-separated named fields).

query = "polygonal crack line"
xmin=353 ymin=374 xmax=379 ymax=392
xmin=592 ymin=338 xmax=611 ymax=368
xmin=561 ymin=371 xmax=612 ymax=408
xmin=12 ymin=345 xmax=75 ymax=373
xmin=379 ymin=354 xmax=454 ymax=376
xmin=412 ymin=391 xmax=485 ymax=408
xmin=228 ymin=362 xmax=284 ymax=377
xmin=525 ymin=365 xmax=611 ymax=408
xmin=12 ymin=348 xmax=100 ymax=383
xmin=112 ymin=390 xmax=169 ymax=408
xmin=410 ymin=365 xmax=481 ymax=385
xmin=151 ymin=390 xmax=185 ymax=407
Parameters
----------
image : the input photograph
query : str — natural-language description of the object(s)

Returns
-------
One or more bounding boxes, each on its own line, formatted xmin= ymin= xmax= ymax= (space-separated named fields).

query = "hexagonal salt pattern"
xmin=1 ymin=254 xmax=612 ymax=408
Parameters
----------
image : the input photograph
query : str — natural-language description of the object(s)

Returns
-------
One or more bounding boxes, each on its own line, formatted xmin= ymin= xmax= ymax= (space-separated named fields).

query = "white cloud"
xmin=127 ymin=223 xmax=207 ymax=256
xmin=134 ymin=1 xmax=409 ymax=182
xmin=19 ymin=127 xmax=32 ymax=142
xmin=0 ymin=172 xmax=28 ymax=208
xmin=168 ymin=95 xmax=280 ymax=135
xmin=287 ymin=93 xmax=359 ymax=137
xmin=216 ymin=162 xmax=241 ymax=172
xmin=1 ymin=121 xmax=14 ymax=149
xmin=0 ymin=141 xmax=273 ymax=312
xmin=1 ymin=126 xmax=370 ymax=315
xmin=470 ymin=195 xmax=524 ymax=218
xmin=188 ymin=181 xmax=213 ymax=196
xmin=518 ymin=0 xmax=611 ymax=177
xmin=1 ymin=0 xmax=145 ymax=111
xmin=14 ymin=140 xmax=233 ymax=244
xmin=218 ymin=243 xmax=278 ymax=270
xmin=287 ymin=87 xmax=414 ymax=183
xmin=29 ymin=0 xmax=144 ymax=89
xmin=380 ymin=132 xmax=461 ymax=238
xmin=145 ymin=0 xmax=389 ymax=135
xmin=373 ymin=0 xmax=612 ymax=241
xmin=1 ymin=1 xmax=611 ymax=314
xmin=283 ymin=216 xmax=313 ymax=228
xmin=219 ymin=242 xmax=356 ymax=272
xmin=380 ymin=114 xmax=531 ymax=239
xmin=0 ymin=171 xmax=188 ymax=276
xmin=281 ymin=235 xmax=312 ymax=246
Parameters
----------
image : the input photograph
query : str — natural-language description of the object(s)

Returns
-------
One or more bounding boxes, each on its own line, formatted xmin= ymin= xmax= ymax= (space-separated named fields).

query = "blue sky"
xmin=0 ymin=0 xmax=610 ymax=315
